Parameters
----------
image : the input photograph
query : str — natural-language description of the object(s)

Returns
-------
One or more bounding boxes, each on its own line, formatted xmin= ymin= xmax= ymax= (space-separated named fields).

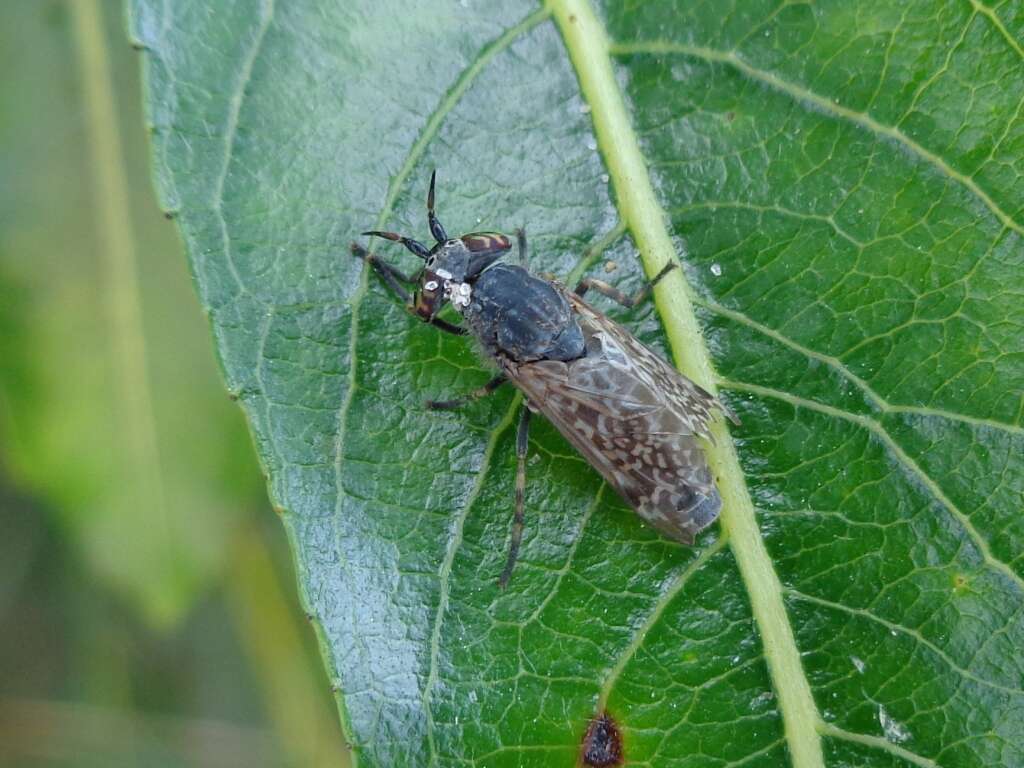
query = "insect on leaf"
xmin=131 ymin=0 xmax=1024 ymax=766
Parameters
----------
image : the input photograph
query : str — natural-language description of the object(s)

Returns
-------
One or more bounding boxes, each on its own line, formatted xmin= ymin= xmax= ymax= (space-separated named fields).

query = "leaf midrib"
xmin=548 ymin=1 xmax=825 ymax=767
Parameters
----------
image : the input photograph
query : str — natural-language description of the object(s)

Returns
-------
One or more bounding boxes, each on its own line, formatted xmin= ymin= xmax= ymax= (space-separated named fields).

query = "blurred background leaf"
xmin=0 ymin=1 xmax=346 ymax=765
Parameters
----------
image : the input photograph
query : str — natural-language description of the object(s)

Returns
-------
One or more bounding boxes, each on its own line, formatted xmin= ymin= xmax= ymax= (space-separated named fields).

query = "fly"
xmin=353 ymin=172 xmax=732 ymax=587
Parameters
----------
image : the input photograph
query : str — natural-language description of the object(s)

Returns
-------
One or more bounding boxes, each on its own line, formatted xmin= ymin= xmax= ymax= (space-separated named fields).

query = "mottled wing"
xmin=503 ymin=292 xmax=727 ymax=544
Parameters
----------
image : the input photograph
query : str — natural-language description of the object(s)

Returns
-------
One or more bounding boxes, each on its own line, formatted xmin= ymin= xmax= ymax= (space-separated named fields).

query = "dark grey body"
xmin=357 ymin=171 xmax=726 ymax=580
xmin=463 ymin=264 xmax=585 ymax=363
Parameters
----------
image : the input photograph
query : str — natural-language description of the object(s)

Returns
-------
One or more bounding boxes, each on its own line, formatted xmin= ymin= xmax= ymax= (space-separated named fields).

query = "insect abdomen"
xmin=503 ymin=294 xmax=725 ymax=544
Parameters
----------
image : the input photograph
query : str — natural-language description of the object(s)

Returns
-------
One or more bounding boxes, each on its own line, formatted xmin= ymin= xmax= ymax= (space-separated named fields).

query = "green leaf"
xmin=130 ymin=0 xmax=1024 ymax=765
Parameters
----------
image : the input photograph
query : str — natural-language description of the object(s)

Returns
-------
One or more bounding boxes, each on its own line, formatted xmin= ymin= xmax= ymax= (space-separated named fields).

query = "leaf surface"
xmin=130 ymin=0 xmax=1024 ymax=765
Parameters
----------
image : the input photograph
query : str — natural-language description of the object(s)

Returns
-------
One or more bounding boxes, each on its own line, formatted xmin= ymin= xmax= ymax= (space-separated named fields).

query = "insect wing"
xmin=505 ymin=293 xmax=724 ymax=544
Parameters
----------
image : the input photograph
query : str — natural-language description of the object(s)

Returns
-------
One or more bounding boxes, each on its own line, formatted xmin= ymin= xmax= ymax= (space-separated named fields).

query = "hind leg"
xmin=498 ymin=407 xmax=531 ymax=588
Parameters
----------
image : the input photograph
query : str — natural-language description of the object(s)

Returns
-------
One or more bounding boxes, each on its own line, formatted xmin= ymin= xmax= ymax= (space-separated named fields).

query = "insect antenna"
xmin=361 ymin=230 xmax=430 ymax=260
xmin=426 ymin=169 xmax=447 ymax=243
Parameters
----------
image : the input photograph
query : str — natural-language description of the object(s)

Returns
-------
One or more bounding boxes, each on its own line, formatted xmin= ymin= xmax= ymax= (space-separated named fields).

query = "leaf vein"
xmin=820 ymin=722 xmax=942 ymax=768
xmin=695 ymin=295 xmax=1024 ymax=435
xmin=212 ymin=0 xmax=275 ymax=298
xmin=608 ymin=41 xmax=1024 ymax=237
xmin=553 ymin=3 xmax=825 ymax=764
xmin=969 ymin=0 xmax=1024 ymax=61
xmin=720 ymin=378 xmax=1024 ymax=591
xmin=329 ymin=10 xmax=550 ymax=759
xmin=788 ymin=588 xmax=1022 ymax=695
xmin=594 ymin=537 xmax=729 ymax=712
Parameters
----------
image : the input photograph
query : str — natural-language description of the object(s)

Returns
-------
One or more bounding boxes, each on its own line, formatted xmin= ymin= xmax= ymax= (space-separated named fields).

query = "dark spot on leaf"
xmin=581 ymin=712 xmax=623 ymax=767
xmin=569 ymin=14 xmax=576 ymax=22
xmin=725 ymin=111 xmax=735 ymax=122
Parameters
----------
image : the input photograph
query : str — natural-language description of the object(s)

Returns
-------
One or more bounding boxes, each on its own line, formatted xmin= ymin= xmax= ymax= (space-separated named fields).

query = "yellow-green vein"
xmin=969 ymin=0 xmax=1024 ymax=62
xmin=819 ymin=723 xmax=940 ymax=768
xmin=422 ymin=395 xmax=523 ymax=766
xmin=610 ymin=40 xmax=1024 ymax=238
xmin=213 ymin=0 xmax=275 ymax=296
xmin=333 ymin=8 xmax=551 ymax=764
xmin=692 ymin=294 xmax=1024 ymax=437
xmin=595 ymin=537 xmax=727 ymax=711
xmin=548 ymin=2 xmax=825 ymax=766
xmin=720 ymin=378 xmax=1024 ymax=593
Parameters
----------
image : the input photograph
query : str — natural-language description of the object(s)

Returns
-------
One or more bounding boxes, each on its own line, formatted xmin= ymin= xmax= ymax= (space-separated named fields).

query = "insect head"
xmin=363 ymin=171 xmax=511 ymax=321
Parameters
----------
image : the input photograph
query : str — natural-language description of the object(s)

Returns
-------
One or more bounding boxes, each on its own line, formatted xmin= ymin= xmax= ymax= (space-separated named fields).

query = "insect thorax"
xmin=462 ymin=264 xmax=586 ymax=363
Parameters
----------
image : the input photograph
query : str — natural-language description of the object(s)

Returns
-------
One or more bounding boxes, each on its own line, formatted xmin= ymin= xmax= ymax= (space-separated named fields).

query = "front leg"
xmin=350 ymin=243 xmax=467 ymax=336
xmin=350 ymin=242 xmax=416 ymax=300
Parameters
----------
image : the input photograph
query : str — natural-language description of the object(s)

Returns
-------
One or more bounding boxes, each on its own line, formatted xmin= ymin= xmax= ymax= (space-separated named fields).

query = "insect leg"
xmin=427 ymin=170 xmax=447 ymax=242
xmin=428 ymin=317 xmax=469 ymax=336
xmin=351 ymin=243 xmax=420 ymax=283
xmin=574 ymin=262 xmax=677 ymax=308
xmin=515 ymin=227 xmax=528 ymax=267
xmin=498 ymin=407 xmax=531 ymax=589
xmin=361 ymin=230 xmax=431 ymax=260
xmin=425 ymin=374 xmax=507 ymax=410
xmin=350 ymin=243 xmax=414 ymax=301
xmin=351 ymin=243 xmax=467 ymax=336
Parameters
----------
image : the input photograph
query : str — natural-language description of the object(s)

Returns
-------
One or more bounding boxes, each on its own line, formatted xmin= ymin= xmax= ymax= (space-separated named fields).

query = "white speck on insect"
xmin=448 ymin=281 xmax=472 ymax=310
xmin=424 ymin=280 xmax=439 ymax=291
xmin=710 ymin=262 xmax=723 ymax=276
xmin=600 ymin=173 xmax=610 ymax=183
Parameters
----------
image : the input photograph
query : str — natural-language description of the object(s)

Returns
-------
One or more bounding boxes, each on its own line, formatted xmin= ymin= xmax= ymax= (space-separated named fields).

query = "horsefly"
xmin=353 ymin=172 xmax=731 ymax=587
